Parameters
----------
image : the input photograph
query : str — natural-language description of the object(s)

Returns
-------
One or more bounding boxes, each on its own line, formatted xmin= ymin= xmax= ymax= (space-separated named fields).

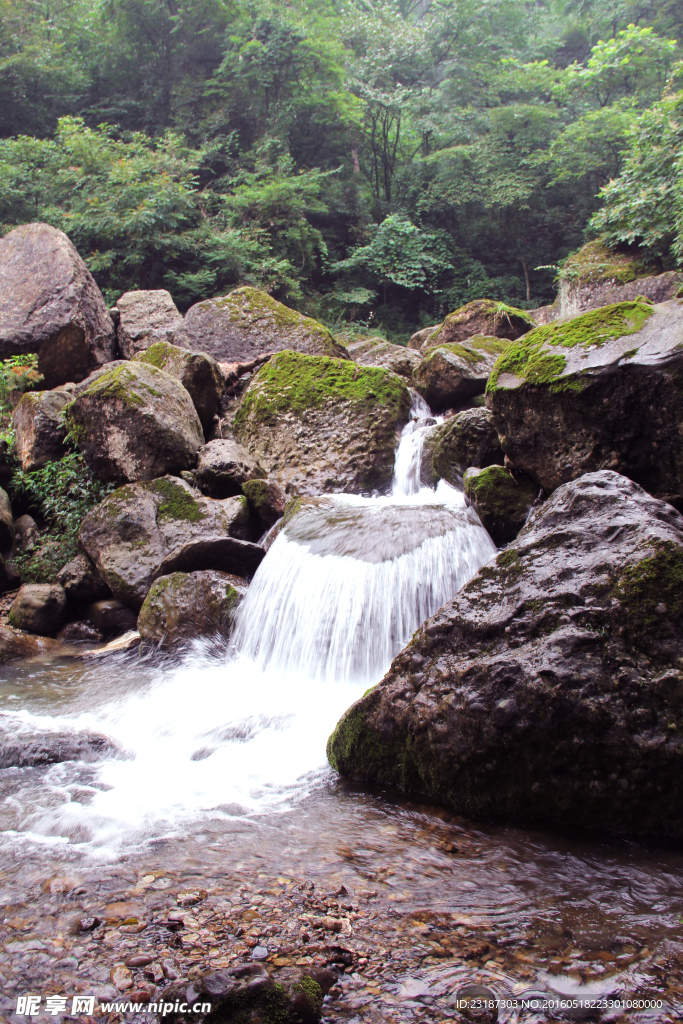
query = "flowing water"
xmin=1 ymin=393 xmax=683 ymax=1019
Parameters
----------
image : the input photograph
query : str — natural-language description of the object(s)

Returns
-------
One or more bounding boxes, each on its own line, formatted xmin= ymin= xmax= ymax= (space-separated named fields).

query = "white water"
xmin=0 ymin=392 xmax=496 ymax=858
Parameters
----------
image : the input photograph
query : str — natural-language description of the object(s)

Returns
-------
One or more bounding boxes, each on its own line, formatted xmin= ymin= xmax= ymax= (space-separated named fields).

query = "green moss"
xmin=234 ymin=350 xmax=409 ymax=426
xmin=146 ymin=478 xmax=206 ymax=523
xmin=423 ymin=336 xmax=509 ymax=366
xmin=487 ymin=301 xmax=654 ymax=393
xmin=134 ymin=341 xmax=173 ymax=370
xmin=558 ymin=239 xmax=656 ymax=286
xmin=214 ymin=286 xmax=332 ymax=339
xmin=613 ymin=541 xmax=683 ymax=631
xmin=79 ymin=363 xmax=167 ymax=407
xmin=293 ymin=976 xmax=323 ymax=1019
xmin=327 ymin=695 xmax=409 ymax=782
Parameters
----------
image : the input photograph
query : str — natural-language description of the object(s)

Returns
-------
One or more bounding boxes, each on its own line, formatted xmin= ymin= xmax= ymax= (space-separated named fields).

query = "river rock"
xmin=408 ymin=324 xmax=442 ymax=351
xmin=56 ymin=553 xmax=111 ymax=601
xmin=137 ymin=570 xmax=248 ymax=644
xmin=85 ymin=599 xmax=141 ymax=634
xmin=175 ymin=286 xmax=348 ymax=364
xmin=196 ymin=439 xmax=265 ymax=499
xmin=56 ymin=620 xmax=104 ymax=644
xmin=12 ymin=388 xmax=70 ymax=470
xmin=8 ymin=583 xmax=67 ymax=635
xmin=0 ymin=486 xmax=14 ymax=551
xmin=413 ymin=336 xmax=510 ymax=408
xmin=487 ymin=299 xmax=683 ymax=506
xmin=0 ymin=625 xmax=59 ymax=662
xmin=430 ymin=300 xmax=535 ymax=349
xmin=115 ymin=290 xmax=183 ymax=359
xmin=0 ymin=715 xmax=120 ymax=766
xmin=242 ymin=478 xmax=286 ymax=531
xmin=464 ymin=465 xmax=538 ymax=545
xmin=233 ymin=351 xmax=411 ymax=496
xmin=79 ymin=476 xmax=264 ymax=608
xmin=348 ymin=338 xmax=421 ymax=377
xmin=134 ymin=341 xmax=225 ymax=435
xmin=328 ymin=471 xmax=683 ymax=837
xmin=422 ymin=408 xmax=503 ymax=486
xmin=0 ymin=223 xmax=116 ymax=387
xmin=65 ymin=361 xmax=204 ymax=484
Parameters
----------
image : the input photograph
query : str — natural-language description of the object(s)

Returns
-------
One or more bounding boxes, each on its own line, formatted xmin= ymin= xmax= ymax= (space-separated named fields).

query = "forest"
xmin=1 ymin=0 xmax=682 ymax=339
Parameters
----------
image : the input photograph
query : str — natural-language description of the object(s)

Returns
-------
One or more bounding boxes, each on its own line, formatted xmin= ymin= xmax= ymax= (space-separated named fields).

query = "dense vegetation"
xmin=0 ymin=0 xmax=681 ymax=338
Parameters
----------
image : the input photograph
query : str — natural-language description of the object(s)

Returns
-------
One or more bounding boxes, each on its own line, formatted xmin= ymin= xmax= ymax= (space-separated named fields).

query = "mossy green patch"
xmin=613 ymin=541 xmax=683 ymax=631
xmin=134 ymin=341 xmax=175 ymax=371
xmin=146 ymin=478 xmax=206 ymax=523
xmin=234 ymin=350 xmax=409 ymax=426
xmin=558 ymin=239 xmax=657 ymax=286
xmin=423 ymin=336 xmax=509 ymax=366
xmin=74 ymin=363 xmax=164 ymax=408
xmin=487 ymin=301 xmax=654 ymax=393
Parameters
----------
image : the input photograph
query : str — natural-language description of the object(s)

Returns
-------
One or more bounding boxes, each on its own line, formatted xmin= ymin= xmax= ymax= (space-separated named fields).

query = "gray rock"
xmin=79 ymin=475 xmax=264 ymax=608
xmin=487 ymin=299 xmax=683 ymax=507
xmin=0 ymin=716 xmax=121 ymax=767
xmin=175 ymin=286 xmax=348 ymax=363
xmin=0 ymin=486 xmax=14 ymax=551
xmin=12 ymin=389 xmax=70 ymax=470
xmin=56 ymin=553 xmax=110 ymax=601
xmin=196 ymin=439 xmax=265 ymax=499
xmin=115 ymin=289 xmax=183 ymax=359
xmin=408 ymin=324 xmax=442 ymax=351
xmin=463 ymin=465 xmax=538 ymax=545
xmin=348 ymin=338 xmax=421 ymax=378
xmin=13 ymin=514 xmax=38 ymax=553
xmin=8 ymin=583 xmax=67 ymax=635
xmin=328 ymin=471 xmax=683 ymax=837
xmin=422 ymin=407 xmax=503 ymax=486
xmin=137 ymin=570 xmax=248 ymax=644
xmin=242 ymin=478 xmax=286 ymax=531
xmin=134 ymin=340 xmax=225 ymax=435
xmin=86 ymin=599 xmax=138 ymax=635
xmin=56 ymin=620 xmax=104 ymax=644
xmin=65 ymin=360 xmax=204 ymax=484
xmin=413 ymin=336 xmax=511 ymax=408
xmin=0 ymin=223 xmax=116 ymax=387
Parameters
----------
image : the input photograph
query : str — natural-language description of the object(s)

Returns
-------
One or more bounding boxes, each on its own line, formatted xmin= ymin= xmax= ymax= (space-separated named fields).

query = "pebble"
xmin=251 ymin=946 xmax=269 ymax=960
xmin=110 ymin=963 xmax=133 ymax=990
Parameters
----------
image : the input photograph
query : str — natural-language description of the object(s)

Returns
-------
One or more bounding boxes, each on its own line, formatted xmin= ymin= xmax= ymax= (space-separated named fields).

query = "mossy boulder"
xmin=134 ymin=340 xmax=225 ymax=435
xmin=8 ymin=583 xmax=67 ymax=635
xmin=115 ymin=289 xmax=183 ymax=359
xmin=422 ymin=408 xmax=503 ymax=487
xmin=348 ymin=337 xmax=421 ymax=378
xmin=463 ymin=465 xmax=537 ymax=545
xmin=413 ymin=336 xmax=510 ymax=409
xmin=487 ymin=299 xmax=683 ymax=504
xmin=328 ymin=471 xmax=683 ymax=837
xmin=196 ymin=439 xmax=265 ymax=499
xmin=12 ymin=388 xmax=71 ymax=471
xmin=432 ymin=299 xmax=535 ymax=348
xmin=242 ymin=478 xmax=286 ymax=531
xmin=233 ymin=350 xmax=411 ymax=496
xmin=137 ymin=570 xmax=247 ymax=645
xmin=65 ymin=361 xmax=204 ymax=485
xmin=79 ymin=475 xmax=265 ymax=608
xmin=408 ymin=324 xmax=442 ymax=351
xmin=175 ymin=286 xmax=348 ymax=364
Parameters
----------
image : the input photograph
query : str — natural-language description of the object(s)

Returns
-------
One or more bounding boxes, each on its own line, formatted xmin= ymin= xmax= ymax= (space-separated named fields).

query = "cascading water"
xmin=0 ymin=392 xmax=496 ymax=858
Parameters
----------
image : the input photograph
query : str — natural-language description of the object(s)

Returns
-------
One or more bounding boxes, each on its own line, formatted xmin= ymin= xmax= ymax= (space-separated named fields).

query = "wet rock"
xmin=111 ymin=963 xmax=133 ymax=990
xmin=408 ymin=324 xmax=442 ymax=352
xmin=159 ymin=964 xmax=324 ymax=1024
xmin=86 ymin=599 xmax=138 ymax=635
xmin=195 ymin=439 xmax=265 ymax=499
xmin=432 ymin=300 xmax=535 ymax=347
xmin=12 ymin=389 xmax=70 ymax=470
xmin=65 ymin=361 xmax=204 ymax=485
xmin=422 ymin=408 xmax=503 ymax=486
xmin=134 ymin=341 xmax=225 ymax=435
xmin=13 ymin=514 xmax=38 ymax=553
xmin=348 ymin=338 xmax=421 ymax=378
xmin=56 ymin=552 xmax=110 ymax=601
xmin=413 ymin=336 xmax=511 ymax=409
xmin=56 ymin=620 xmax=104 ymax=644
xmin=80 ymin=476 xmax=264 ymax=608
xmin=115 ymin=290 xmax=183 ymax=359
xmin=328 ymin=471 xmax=683 ymax=837
xmin=0 ymin=486 xmax=14 ymax=550
xmin=487 ymin=299 xmax=683 ymax=507
xmin=0 ymin=624 xmax=59 ymax=662
xmin=242 ymin=478 xmax=286 ymax=531
xmin=233 ymin=351 xmax=411 ymax=496
xmin=137 ymin=571 xmax=247 ymax=645
xmin=0 ymin=715 xmax=121 ymax=766
xmin=0 ymin=223 xmax=116 ymax=387
xmin=464 ymin=466 xmax=538 ymax=545
xmin=8 ymin=583 xmax=67 ymax=635
xmin=175 ymin=286 xmax=348 ymax=364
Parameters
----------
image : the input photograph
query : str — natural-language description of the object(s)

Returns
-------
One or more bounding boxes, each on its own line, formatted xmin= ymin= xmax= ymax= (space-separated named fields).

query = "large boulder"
xmin=422 ymin=408 xmax=503 ymax=486
xmin=487 ymin=299 xmax=683 ymax=507
xmin=8 ymin=583 xmax=67 ymax=635
xmin=347 ymin=337 xmax=421 ymax=378
xmin=175 ymin=286 xmax=348 ymax=363
xmin=133 ymin=341 xmax=225 ymax=435
xmin=12 ymin=388 xmax=71 ymax=470
xmin=233 ymin=351 xmax=411 ymax=496
xmin=79 ymin=476 xmax=264 ymax=608
xmin=427 ymin=300 xmax=535 ymax=349
xmin=413 ymin=336 xmax=510 ymax=408
xmin=195 ymin=439 xmax=265 ymax=499
xmin=114 ymin=289 xmax=183 ymax=359
xmin=137 ymin=570 xmax=248 ymax=644
xmin=0 ymin=487 xmax=14 ymax=551
xmin=463 ymin=465 xmax=538 ymax=545
xmin=0 ymin=223 xmax=116 ymax=387
xmin=64 ymin=361 xmax=204 ymax=484
xmin=408 ymin=324 xmax=442 ymax=351
xmin=328 ymin=472 xmax=683 ymax=837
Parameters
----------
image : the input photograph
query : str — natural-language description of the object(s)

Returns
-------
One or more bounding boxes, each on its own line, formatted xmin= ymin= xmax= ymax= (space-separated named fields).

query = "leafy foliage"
xmin=0 ymin=354 xmax=42 ymax=422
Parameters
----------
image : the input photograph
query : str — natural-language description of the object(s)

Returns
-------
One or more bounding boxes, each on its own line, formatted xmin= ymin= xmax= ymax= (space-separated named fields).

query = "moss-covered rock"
xmin=407 ymin=324 xmax=442 ymax=351
xmin=196 ymin=439 xmax=265 ymax=499
xmin=413 ymin=336 xmax=510 ymax=409
xmin=348 ymin=337 xmax=421 ymax=378
xmin=242 ymin=478 xmax=286 ymax=531
xmin=463 ymin=465 xmax=537 ymax=545
xmin=134 ymin=340 xmax=225 ymax=435
xmin=137 ymin=570 xmax=247 ymax=645
xmin=433 ymin=299 xmax=535 ymax=348
xmin=233 ymin=350 xmax=411 ymax=496
xmin=79 ymin=475 xmax=264 ymax=608
xmin=175 ymin=286 xmax=348 ymax=364
xmin=487 ymin=299 xmax=683 ymax=503
xmin=65 ymin=360 xmax=204 ymax=485
xmin=327 ymin=471 xmax=683 ymax=837
xmin=422 ymin=408 xmax=503 ymax=487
